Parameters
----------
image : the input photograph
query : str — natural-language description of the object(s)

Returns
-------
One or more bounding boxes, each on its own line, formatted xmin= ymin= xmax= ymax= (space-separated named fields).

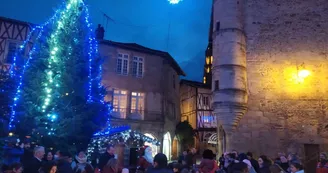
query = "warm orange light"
xmin=206 ymin=57 xmax=210 ymax=65
xmin=206 ymin=67 xmax=210 ymax=73
xmin=203 ymin=76 xmax=206 ymax=84
xmin=210 ymin=56 xmax=213 ymax=64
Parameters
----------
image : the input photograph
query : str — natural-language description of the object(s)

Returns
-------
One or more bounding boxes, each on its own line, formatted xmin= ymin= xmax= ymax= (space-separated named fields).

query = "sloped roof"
xmin=0 ymin=16 xmax=34 ymax=27
xmin=99 ymin=40 xmax=186 ymax=76
xmin=180 ymin=79 xmax=210 ymax=89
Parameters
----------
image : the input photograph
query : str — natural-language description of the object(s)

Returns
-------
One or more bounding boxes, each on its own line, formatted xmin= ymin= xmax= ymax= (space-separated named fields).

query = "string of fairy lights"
xmin=8 ymin=6 xmax=63 ymax=130
xmin=87 ymin=126 xmax=160 ymax=155
xmin=9 ymin=0 xmax=111 ymax=134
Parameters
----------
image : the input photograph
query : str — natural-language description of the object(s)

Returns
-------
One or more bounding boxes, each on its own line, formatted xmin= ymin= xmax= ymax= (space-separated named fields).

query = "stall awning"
xmin=208 ymin=133 xmax=217 ymax=144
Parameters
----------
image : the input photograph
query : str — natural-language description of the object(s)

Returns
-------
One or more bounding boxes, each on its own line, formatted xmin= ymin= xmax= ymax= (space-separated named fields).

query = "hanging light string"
xmin=8 ymin=8 xmax=62 ymax=131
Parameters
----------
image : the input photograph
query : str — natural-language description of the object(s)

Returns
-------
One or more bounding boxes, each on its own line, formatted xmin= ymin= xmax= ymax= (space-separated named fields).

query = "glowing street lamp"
xmin=168 ymin=0 xmax=182 ymax=5
xmin=298 ymin=70 xmax=310 ymax=78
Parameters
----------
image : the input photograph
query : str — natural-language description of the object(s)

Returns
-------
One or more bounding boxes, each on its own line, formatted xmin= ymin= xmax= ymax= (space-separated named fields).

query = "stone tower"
xmin=212 ymin=0 xmax=247 ymax=153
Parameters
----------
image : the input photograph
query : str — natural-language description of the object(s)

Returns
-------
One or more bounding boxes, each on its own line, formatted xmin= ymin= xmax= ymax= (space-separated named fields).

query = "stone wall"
xmin=228 ymin=0 xmax=328 ymax=157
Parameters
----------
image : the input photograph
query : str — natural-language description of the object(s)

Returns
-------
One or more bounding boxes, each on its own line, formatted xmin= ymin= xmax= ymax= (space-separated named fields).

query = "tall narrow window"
xmin=203 ymin=97 xmax=209 ymax=106
xmin=203 ymin=77 xmax=206 ymax=84
xmin=131 ymin=92 xmax=145 ymax=117
xmin=206 ymin=57 xmax=210 ymax=65
xmin=216 ymin=21 xmax=220 ymax=31
xmin=210 ymin=56 xmax=213 ymax=64
xmin=215 ymin=80 xmax=219 ymax=90
xmin=132 ymin=57 xmax=143 ymax=77
xmin=113 ymin=90 xmax=128 ymax=118
xmin=116 ymin=53 xmax=129 ymax=75
xmin=6 ymin=42 xmax=18 ymax=64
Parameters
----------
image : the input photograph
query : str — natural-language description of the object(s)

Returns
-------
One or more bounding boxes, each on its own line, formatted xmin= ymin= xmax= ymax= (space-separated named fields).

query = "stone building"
xmin=212 ymin=0 xmax=328 ymax=171
xmin=98 ymin=39 xmax=185 ymax=159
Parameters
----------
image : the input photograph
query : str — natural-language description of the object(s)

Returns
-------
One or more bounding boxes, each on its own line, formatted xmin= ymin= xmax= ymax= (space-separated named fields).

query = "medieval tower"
xmin=212 ymin=0 xmax=328 ymax=164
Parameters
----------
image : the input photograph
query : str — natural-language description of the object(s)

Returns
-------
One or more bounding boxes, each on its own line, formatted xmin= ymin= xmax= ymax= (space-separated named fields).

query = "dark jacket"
xmin=98 ymin=152 xmax=115 ymax=171
xmin=57 ymin=158 xmax=73 ymax=173
xmin=250 ymin=158 xmax=260 ymax=173
xmin=23 ymin=157 xmax=43 ymax=173
xmin=21 ymin=148 xmax=33 ymax=167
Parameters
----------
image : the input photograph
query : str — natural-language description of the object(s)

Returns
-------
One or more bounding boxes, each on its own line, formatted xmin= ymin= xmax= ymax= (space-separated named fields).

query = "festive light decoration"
xmin=87 ymin=126 xmax=160 ymax=156
xmin=8 ymin=0 xmax=111 ymax=137
xmin=168 ymin=0 xmax=182 ymax=4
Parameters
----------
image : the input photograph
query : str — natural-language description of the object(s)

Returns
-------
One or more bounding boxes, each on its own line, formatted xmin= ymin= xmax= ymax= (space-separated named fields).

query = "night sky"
xmin=0 ymin=0 xmax=211 ymax=81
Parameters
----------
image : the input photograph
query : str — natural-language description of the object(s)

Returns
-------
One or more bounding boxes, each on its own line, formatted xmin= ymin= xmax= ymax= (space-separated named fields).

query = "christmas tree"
xmin=9 ymin=0 xmax=110 ymax=149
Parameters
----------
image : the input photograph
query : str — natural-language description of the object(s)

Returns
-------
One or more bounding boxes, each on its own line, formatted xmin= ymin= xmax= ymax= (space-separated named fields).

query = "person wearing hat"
xmin=137 ymin=146 xmax=153 ymax=172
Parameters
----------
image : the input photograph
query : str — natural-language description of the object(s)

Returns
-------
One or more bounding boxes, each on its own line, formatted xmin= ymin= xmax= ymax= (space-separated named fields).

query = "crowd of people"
xmin=1 ymin=138 xmax=328 ymax=173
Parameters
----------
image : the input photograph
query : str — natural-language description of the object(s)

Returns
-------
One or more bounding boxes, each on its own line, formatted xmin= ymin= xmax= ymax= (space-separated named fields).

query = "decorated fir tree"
xmin=9 ymin=0 xmax=110 ymax=149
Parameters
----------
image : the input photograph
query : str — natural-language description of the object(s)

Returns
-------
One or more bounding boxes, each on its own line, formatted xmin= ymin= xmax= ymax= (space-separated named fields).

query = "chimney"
xmin=95 ymin=24 xmax=105 ymax=40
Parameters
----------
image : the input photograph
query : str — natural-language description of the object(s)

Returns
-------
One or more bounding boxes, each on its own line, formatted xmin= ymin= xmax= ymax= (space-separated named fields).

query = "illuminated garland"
xmin=9 ymin=0 xmax=111 ymax=134
xmin=87 ymin=126 xmax=160 ymax=156
xmin=8 ymin=9 xmax=62 ymax=130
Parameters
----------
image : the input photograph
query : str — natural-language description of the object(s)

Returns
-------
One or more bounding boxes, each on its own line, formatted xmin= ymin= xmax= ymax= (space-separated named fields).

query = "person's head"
xmin=280 ymin=155 xmax=288 ymax=163
xmin=106 ymin=145 xmax=115 ymax=155
xmin=153 ymin=153 xmax=168 ymax=169
xmin=191 ymin=148 xmax=197 ymax=154
xmin=320 ymin=153 xmax=327 ymax=161
xmin=172 ymin=163 xmax=180 ymax=173
xmin=58 ymin=150 xmax=71 ymax=161
xmin=238 ymin=153 xmax=248 ymax=162
xmin=78 ymin=151 xmax=86 ymax=158
xmin=107 ymin=158 xmax=118 ymax=169
xmin=232 ymin=150 xmax=238 ymax=157
xmin=46 ymin=151 xmax=53 ymax=161
xmin=288 ymin=153 xmax=297 ymax=162
xmin=258 ymin=155 xmax=271 ymax=167
xmin=11 ymin=163 xmax=23 ymax=173
xmin=228 ymin=153 xmax=236 ymax=160
xmin=290 ymin=162 xmax=303 ymax=173
xmin=246 ymin=152 xmax=253 ymax=160
xmin=34 ymin=146 xmax=45 ymax=159
xmin=23 ymin=140 xmax=31 ymax=149
xmin=41 ymin=161 xmax=57 ymax=173
xmin=202 ymin=149 xmax=214 ymax=160
xmin=232 ymin=162 xmax=249 ymax=173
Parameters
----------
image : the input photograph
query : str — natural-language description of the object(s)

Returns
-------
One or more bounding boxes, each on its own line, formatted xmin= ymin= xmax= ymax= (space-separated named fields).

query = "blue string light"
xmin=8 ymin=10 xmax=62 ymax=130
xmin=8 ymin=0 xmax=112 ymax=134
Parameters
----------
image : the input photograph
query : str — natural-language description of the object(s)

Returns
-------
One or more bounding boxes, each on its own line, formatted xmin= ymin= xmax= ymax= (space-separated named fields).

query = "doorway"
xmin=304 ymin=144 xmax=319 ymax=173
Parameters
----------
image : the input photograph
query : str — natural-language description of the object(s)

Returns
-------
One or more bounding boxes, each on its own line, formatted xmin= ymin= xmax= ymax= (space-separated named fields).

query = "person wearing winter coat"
xmin=138 ymin=146 xmax=153 ymax=172
xmin=98 ymin=145 xmax=115 ymax=172
xmin=199 ymin=149 xmax=218 ymax=173
xmin=258 ymin=155 xmax=271 ymax=173
xmin=146 ymin=153 xmax=173 ymax=173
xmin=290 ymin=162 xmax=304 ymax=173
xmin=24 ymin=146 xmax=45 ymax=173
xmin=73 ymin=151 xmax=94 ymax=173
xmin=56 ymin=150 xmax=74 ymax=173
xmin=317 ymin=153 xmax=328 ymax=173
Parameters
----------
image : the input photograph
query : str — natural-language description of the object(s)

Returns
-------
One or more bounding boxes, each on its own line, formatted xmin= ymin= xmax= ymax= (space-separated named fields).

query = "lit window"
xmin=131 ymin=92 xmax=145 ymax=118
xmin=203 ymin=76 xmax=206 ymax=84
xmin=206 ymin=57 xmax=210 ymax=65
xmin=116 ymin=53 xmax=129 ymax=75
xmin=210 ymin=56 xmax=213 ymax=64
xmin=113 ymin=89 xmax=128 ymax=118
xmin=132 ymin=57 xmax=143 ymax=77
xmin=206 ymin=67 xmax=210 ymax=73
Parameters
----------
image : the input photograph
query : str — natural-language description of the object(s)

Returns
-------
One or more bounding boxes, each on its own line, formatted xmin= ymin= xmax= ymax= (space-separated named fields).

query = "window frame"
xmin=112 ymin=89 xmax=128 ymax=119
xmin=116 ymin=53 xmax=129 ymax=75
xmin=4 ymin=40 xmax=23 ymax=65
xmin=132 ymin=56 xmax=144 ymax=78
xmin=130 ymin=91 xmax=145 ymax=119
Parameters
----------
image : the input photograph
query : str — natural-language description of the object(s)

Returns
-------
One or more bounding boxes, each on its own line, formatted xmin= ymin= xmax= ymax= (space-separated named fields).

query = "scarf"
xmin=143 ymin=147 xmax=153 ymax=164
xmin=75 ymin=155 xmax=88 ymax=172
xmin=76 ymin=155 xmax=87 ymax=164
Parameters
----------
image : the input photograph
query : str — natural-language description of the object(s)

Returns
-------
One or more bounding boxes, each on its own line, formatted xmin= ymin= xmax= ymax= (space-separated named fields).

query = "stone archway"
xmin=163 ymin=132 xmax=172 ymax=160
xmin=144 ymin=133 xmax=158 ymax=157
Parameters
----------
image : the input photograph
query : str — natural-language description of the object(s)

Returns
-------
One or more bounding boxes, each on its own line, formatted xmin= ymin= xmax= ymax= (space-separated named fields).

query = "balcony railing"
xmin=110 ymin=108 xmax=163 ymax=122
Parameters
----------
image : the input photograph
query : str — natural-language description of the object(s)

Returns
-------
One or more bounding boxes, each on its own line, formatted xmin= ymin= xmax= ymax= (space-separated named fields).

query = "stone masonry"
xmin=212 ymin=0 xmax=328 ymax=158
